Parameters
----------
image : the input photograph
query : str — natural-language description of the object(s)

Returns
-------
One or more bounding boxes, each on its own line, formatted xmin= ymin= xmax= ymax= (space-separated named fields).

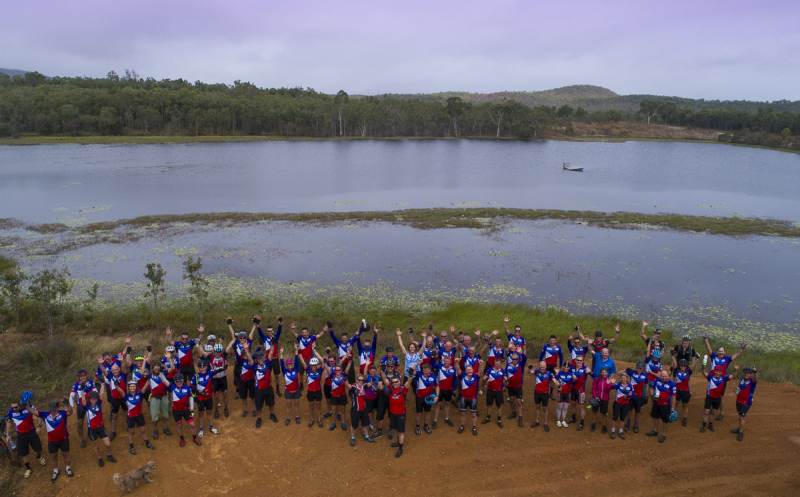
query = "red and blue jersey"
xmin=130 ymin=364 xmax=150 ymax=391
xmin=170 ymin=384 xmax=193 ymax=411
xmin=613 ymin=384 xmax=633 ymax=406
xmin=257 ymin=325 xmax=282 ymax=359
xmin=125 ymin=392 xmax=145 ymax=417
xmin=174 ymin=339 xmax=197 ymax=367
xmin=239 ymin=359 xmax=255 ymax=382
xmin=388 ymin=386 xmax=408 ymax=415
xmin=645 ymin=358 xmax=662 ymax=383
xmin=711 ymin=355 xmax=733 ymax=375
xmin=652 ymin=379 xmax=676 ymax=406
xmin=415 ymin=371 xmax=438 ymax=398
xmin=233 ymin=338 xmax=253 ymax=364
xmin=296 ymin=335 xmax=317 ymax=362
xmin=39 ymin=410 xmax=69 ymax=442
xmin=330 ymin=372 xmax=347 ymax=398
xmin=459 ymin=373 xmax=479 ymax=400
xmin=379 ymin=354 xmax=400 ymax=372
xmin=71 ymin=380 xmax=97 ymax=405
xmin=539 ymin=344 xmax=563 ymax=368
xmin=736 ymin=378 xmax=757 ymax=406
xmin=96 ymin=356 xmax=121 ymax=381
xmin=504 ymin=355 xmax=527 ymax=389
xmin=460 ymin=353 xmax=482 ymax=374
xmin=329 ymin=331 xmax=358 ymax=366
xmin=105 ymin=373 xmax=127 ymax=400
xmin=191 ymin=371 xmax=214 ymax=401
xmin=569 ymin=364 xmax=591 ymax=392
xmin=357 ymin=338 xmax=377 ymax=373
xmin=706 ymin=374 xmax=730 ymax=399
xmin=148 ymin=373 xmax=169 ymax=398
xmin=255 ymin=361 xmax=272 ymax=390
xmin=674 ymin=368 xmax=692 ymax=392
xmin=507 ymin=332 xmax=526 ymax=349
xmin=421 ymin=346 xmax=438 ymax=367
xmin=626 ymin=369 xmax=648 ymax=398
xmin=556 ymin=371 xmax=575 ymax=394
xmin=280 ymin=357 xmax=301 ymax=393
xmin=350 ymin=385 xmax=367 ymax=411
xmin=161 ymin=355 xmax=179 ymax=379
xmin=568 ymin=342 xmax=589 ymax=361
xmin=209 ymin=353 xmax=228 ymax=379
xmin=486 ymin=367 xmax=505 ymax=392
xmin=86 ymin=402 xmax=104 ymax=429
xmin=6 ymin=408 xmax=35 ymax=434
xmin=533 ymin=370 xmax=553 ymax=394
xmin=487 ymin=344 xmax=506 ymax=368
xmin=436 ymin=366 xmax=456 ymax=391
xmin=306 ymin=367 xmax=323 ymax=392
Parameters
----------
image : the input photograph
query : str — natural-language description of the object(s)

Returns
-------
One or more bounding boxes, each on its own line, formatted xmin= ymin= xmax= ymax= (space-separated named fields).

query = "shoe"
xmin=571 ymin=413 xmax=577 ymax=423
xmin=395 ymin=445 xmax=403 ymax=458
xmin=179 ymin=437 xmax=186 ymax=447
xmin=270 ymin=413 xmax=278 ymax=423
xmin=708 ymin=423 xmax=715 ymax=432
xmin=39 ymin=455 xmax=47 ymax=466
xmin=432 ymin=420 xmax=438 ymax=429
xmin=556 ymin=420 xmax=563 ymax=428
xmin=364 ymin=435 xmax=375 ymax=443
xmin=214 ymin=408 xmax=220 ymax=420
xmin=97 ymin=458 xmax=104 ymax=468
xmin=633 ymin=425 xmax=639 ymax=434
xmin=445 ymin=418 xmax=454 ymax=427
xmin=415 ymin=425 xmax=421 ymax=435
xmin=497 ymin=417 xmax=504 ymax=428
xmin=350 ymin=437 xmax=356 ymax=447
xmin=657 ymin=434 xmax=666 ymax=443
xmin=530 ymin=421 xmax=540 ymax=429
xmin=129 ymin=445 xmax=136 ymax=455
xmin=681 ymin=417 xmax=688 ymax=427
xmin=295 ymin=417 xmax=301 ymax=424
xmin=373 ymin=429 xmax=384 ymax=439
xmin=308 ymin=420 xmax=314 ymax=428
xmin=618 ymin=431 xmax=625 ymax=440
xmin=610 ymin=431 xmax=616 ymax=439
xmin=472 ymin=426 xmax=478 ymax=436
xmin=645 ymin=430 xmax=658 ymax=437
xmin=51 ymin=468 xmax=60 ymax=482
xmin=543 ymin=424 xmax=550 ymax=432
xmin=163 ymin=427 xmax=172 ymax=436
xmin=256 ymin=417 xmax=262 ymax=428
xmin=323 ymin=411 xmax=333 ymax=418
xmin=65 ymin=466 xmax=74 ymax=477
xmin=390 ymin=441 xmax=400 ymax=448
xmin=590 ymin=423 xmax=596 ymax=432
xmin=481 ymin=417 xmax=491 ymax=425
xmin=80 ymin=439 xmax=87 ymax=448
xmin=458 ymin=425 xmax=465 ymax=434
xmin=210 ymin=426 xmax=219 ymax=435
xmin=242 ymin=410 xmax=248 ymax=417
xmin=329 ymin=422 xmax=337 ymax=431
xmin=518 ymin=416 xmax=523 ymax=427
xmin=107 ymin=454 xmax=117 ymax=463
xmin=193 ymin=435 xmax=202 ymax=446
xmin=562 ymin=422 xmax=569 ymax=428
xmin=152 ymin=430 xmax=159 ymax=440
xmin=424 ymin=424 xmax=432 ymax=435
xmin=577 ymin=423 xmax=584 ymax=432
xmin=284 ymin=418 xmax=291 ymax=426
xmin=730 ymin=427 xmax=740 ymax=434
xmin=252 ymin=410 xmax=257 ymax=417
xmin=224 ymin=406 xmax=230 ymax=417
xmin=737 ymin=431 xmax=744 ymax=442
xmin=341 ymin=422 xmax=348 ymax=431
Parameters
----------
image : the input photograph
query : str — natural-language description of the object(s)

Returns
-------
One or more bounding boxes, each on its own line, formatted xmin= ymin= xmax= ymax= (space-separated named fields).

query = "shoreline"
xmin=0 ymin=133 xmax=798 ymax=154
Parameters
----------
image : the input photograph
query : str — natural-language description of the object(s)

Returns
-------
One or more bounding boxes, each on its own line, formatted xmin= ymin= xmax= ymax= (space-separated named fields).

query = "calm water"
xmin=1 ymin=140 xmax=799 ymax=224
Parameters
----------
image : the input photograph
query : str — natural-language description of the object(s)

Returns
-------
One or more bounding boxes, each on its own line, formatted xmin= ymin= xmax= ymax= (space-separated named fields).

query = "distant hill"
xmin=381 ymin=84 xmax=800 ymax=113
xmin=0 ymin=67 xmax=30 ymax=77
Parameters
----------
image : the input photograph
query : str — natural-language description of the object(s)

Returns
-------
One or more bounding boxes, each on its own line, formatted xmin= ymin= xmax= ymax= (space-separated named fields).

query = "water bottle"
xmin=702 ymin=354 xmax=708 ymax=367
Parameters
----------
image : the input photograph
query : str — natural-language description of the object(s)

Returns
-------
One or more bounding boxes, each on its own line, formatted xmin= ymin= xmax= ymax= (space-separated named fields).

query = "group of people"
xmin=4 ymin=315 xmax=757 ymax=482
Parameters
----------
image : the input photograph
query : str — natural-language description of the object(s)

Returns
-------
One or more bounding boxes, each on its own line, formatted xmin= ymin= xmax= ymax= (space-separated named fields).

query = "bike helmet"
xmin=203 ymin=344 xmax=213 ymax=353
xmin=207 ymin=334 xmax=217 ymax=341
xmin=309 ymin=357 xmax=320 ymax=366
xmin=213 ymin=344 xmax=224 ymax=353
xmin=165 ymin=345 xmax=176 ymax=353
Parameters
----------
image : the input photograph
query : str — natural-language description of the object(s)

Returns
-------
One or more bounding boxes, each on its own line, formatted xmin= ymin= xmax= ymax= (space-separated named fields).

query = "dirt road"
xmin=14 ymin=370 xmax=800 ymax=497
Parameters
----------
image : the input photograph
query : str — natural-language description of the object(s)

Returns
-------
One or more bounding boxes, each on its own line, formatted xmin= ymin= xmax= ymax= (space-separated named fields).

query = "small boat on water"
xmin=562 ymin=162 xmax=584 ymax=172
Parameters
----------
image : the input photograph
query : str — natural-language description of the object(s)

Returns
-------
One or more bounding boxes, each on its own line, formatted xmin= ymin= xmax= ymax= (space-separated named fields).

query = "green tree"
xmin=182 ymin=256 xmax=208 ymax=321
xmin=144 ymin=262 xmax=166 ymax=316
xmin=0 ymin=261 xmax=26 ymax=327
xmin=334 ymin=90 xmax=349 ymax=136
xmin=27 ymin=268 xmax=73 ymax=337
xmin=445 ymin=97 xmax=468 ymax=136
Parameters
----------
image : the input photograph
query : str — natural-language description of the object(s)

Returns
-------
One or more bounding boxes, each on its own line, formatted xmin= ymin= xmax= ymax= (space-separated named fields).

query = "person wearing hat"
xmin=6 ymin=398 xmax=46 ymax=479
xmin=380 ymin=367 xmax=413 ymax=457
xmin=97 ymin=361 xmax=127 ymax=442
xmin=161 ymin=344 xmax=180 ymax=382
xmin=413 ymin=362 xmax=439 ymax=435
xmin=356 ymin=324 xmax=379 ymax=375
xmin=566 ymin=327 xmax=590 ymax=366
xmin=502 ymin=315 xmax=527 ymax=350
xmin=251 ymin=348 xmax=278 ymax=428
xmin=624 ymin=361 xmax=648 ymax=433
xmin=379 ymin=345 xmax=400 ymax=373
xmin=144 ymin=362 xmax=171 ymax=439
xmin=671 ymin=335 xmax=700 ymax=370
xmin=69 ymin=369 xmax=97 ymax=448
xmin=504 ymin=348 xmax=528 ymax=427
xmin=640 ymin=321 xmax=666 ymax=361
xmin=703 ymin=336 xmax=747 ymax=421
xmin=250 ymin=316 xmax=283 ymax=395
xmin=169 ymin=373 xmax=200 ymax=447
xmin=568 ymin=356 xmax=590 ymax=430
xmin=700 ymin=366 xmax=732 ymax=433
xmin=329 ymin=320 xmax=364 ymax=384
xmin=118 ymin=380 xmax=153 ymax=455
xmin=482 ymin=357 xmax=506 ymax=428
xmin=299 ymin=348 xmax=327 ymax=428
xmin=375 ymin=361 xmax=402 ymax=437
xmin=227 ymin=323 xmax=253 ymax=395
xmin=455 ymin=362 xmax=480 ymax=436
xmin=279 ymin=344 xmax=303 ymax=426
xmin=31 ymin=399 xmax=74 ymax=481
xmin=166 ymin=326 xmax=203 ymax=379
xmin=345 ymin=372 xmax=376 ymax=446
xmin=673 ymin=359 xmax=693 ymax=427
xmin=732 ymin=365 xmax=757 ymax=442
xmin=190 ymin=359 xmax=217 ymax=436
xmin=84 ymin=385 xmax=117 ymax=467
xmin=328 ymin=363 xmax=349 ymax=431
xmin=208 ymin=342 xmax=230 ymax=419
xmin=230 ymin=340 xmax=257 ymax=418
xmin=432 ymin=355 xmax=456 ymax=429
xmin=609 ymin=373 xmax=633 ymax=439
xmin=646 ymin=369 xmax=677 ymax=443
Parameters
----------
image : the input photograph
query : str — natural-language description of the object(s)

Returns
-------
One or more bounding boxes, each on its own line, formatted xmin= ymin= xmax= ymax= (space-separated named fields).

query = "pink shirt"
xmin=592 ymin=377 xmax=612 ymax=401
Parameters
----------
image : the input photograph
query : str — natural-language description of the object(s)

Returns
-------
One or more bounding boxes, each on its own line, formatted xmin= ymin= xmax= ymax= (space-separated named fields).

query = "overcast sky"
xmin=2 ymin=0 xmax=798 ymax=100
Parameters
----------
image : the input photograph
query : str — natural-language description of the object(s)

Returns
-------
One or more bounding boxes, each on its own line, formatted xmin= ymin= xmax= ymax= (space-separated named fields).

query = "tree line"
xmin=0 ymin=71 xmax=797 ymax=148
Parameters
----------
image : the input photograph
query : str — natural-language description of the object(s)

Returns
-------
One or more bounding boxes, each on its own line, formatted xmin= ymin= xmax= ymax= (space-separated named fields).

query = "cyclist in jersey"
xmin=700 ymin=367 xmax=731 ymax=433
xmin=329 ymin=320 xmax=364 ymax=383
xmin=83 ymin=387 xmax=117 ymax=467
xmin=731 ymin=366 xmax=756 ymax=442
xmin=251 ymin=349 xmax=278 ymax=428
xmin=590 ymin=368 xmax=612 ymax=433
xmin=609 ymin=373 xmax=633 ymax=439
xmin=69 ymin=369 xmax=96 ymax=448
xmin=502 ymin=315 xmax=527 ymax=351
xmin=567 ymin=328 xmax=590 ymax=366
xmin=228 ymin=335 xmax=256 ymax=417
xmin=329 ymin=364 xmax=349 ymax=431
xmin=569 ymin=356 xmax=591 ymax=430
xmin=703 ymin=337 xmax=746 ymax=421
xmin=671 ymin=335 xmax=700 ymax=370
xmin=624 ymin=362 xmax=648 ymax=433
xmin=208 ymin=343 xmax=229 ymax=419
xmin=98 ymin=361 xmax=126 ymax=441
xmin=640 ymin=321 xmax=666 ymax=361
xmin=345 ymin=373 xmax=376 ymax=446
xmin=483 ymin=358 xmax=506 ymax=427
xmin=117 ymin=380 xmax=153 ymax=455
xmin=167 ymin=327 xmax=201 ymax=378
xmin=279 ymin=345 xmax=303 ymax=425
xmin=6 ymin=400 xmax=46 ymax=478
xmin=379 ymin=346 xmax=400 ymax=373
xmin=144 ymin=362 xmax=171 ymax=440
xmin=170 ymin=374 xmax=200 ymax=447
xmin=298 ymin=349 xmax=326 ymax=428
xmin=396 ymin=329 xmax=422 ymax=382
xmin=375 ymin=362 xmax=402 ymax=438
xmin=553 ymin=363 xmax=576 ymax=428
xmin=433 ymin=356 xmax=456 ymax=428
xmin=528 ymin=360 xmax=553 ymax=431
xmin=191 ymin=359 xmax=217 ymax=436
xmin=456 ymin=363 xmax=480 ymax=436
xmin=414 ymin=362 xmax=439 ymax=435
xmin=356 ymin=325 xmax=379 ymax=375
xmin=227 ymin=321 xmax=253 ymax=392
xmin=673 ymin=359 xmax=692 ymax=427
xmin=504 ymin=351 xmax=527 ymax=427
xmin=381 ymin=371 xmax=412 ymax=457
xmin=31 ymin=399 xmax=74 ymax=481
xmin=364 ymin=365 xmax=381 ymax=434
xmin=250 ymin=316 xmax=283 ymax=394
xmin=646 ymin=370 xmax=676 ymax=443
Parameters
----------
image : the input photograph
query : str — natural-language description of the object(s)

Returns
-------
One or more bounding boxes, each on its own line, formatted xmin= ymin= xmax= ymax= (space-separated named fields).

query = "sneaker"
xmin=633 ymin=425 xmax=639 ymax=434
xmin=415 ymin=425 xmax=421 ymax=435
xmin=329 ymin=422 xmax=337 ymax=431
xmin=364 ymin=435 xmax=375 ymax=443
xmin=179 ymin=437 xmax=186 ymax=447
xmin=252 ymin=410 xmax=257 ymax=417
xmin=657 ymin=434 xmax=666 ymax=443
xmin=556 ymin=420 xmax=563 ymax=428
xmin=432 ymin=420 xmax=438 ymax=429
xmin=350 ymin=437 xmax=356 ymax=447
xmin=601 ymin=425 xmax=607 ymax=434
xmin=97 ymin=458 xmax=105 ymax=467
xmin=39 ymin=455 xmax=47 ymax=466
xmin=737 ymin=431 xmax=744 ymax=442
xmin=730 ymin=427 xmax=740 ymax=434
xmin=610 ymin=431 xmax=616 ymax=439
xmin=65 ymin=466 xmax=74 ymax=477
xmin=284 ymin=418 xmax=291 ymax=426
xmin=242 ymin=410 xmax=248 ymax=417
xmin=708 ymin=423 xmax=715 ymax=432
xmin=481 ymin=417 xmax=491 ymax=425
xmin=618 ymin=431 xmax=626 ymax=440
xmin=681 ymin=417 xmax=688 ymax=427
xmin=458 ymin=425 xmax=465 ymax=434
xmin=129 ymin=445 xmax=136 ymax=455
xmin=577 ymin=423 xmax=584 ymax=432
xmin=256 ymin=417 xmax=262 ymax=428
xmin=543 ymin=424 xmax=550 ymax=432
xmin=270 ymin=413 xmax=278 ymax=423
xmin=530 ymin=421 xmax=540 ymax=429
xmin=497 ymin=417 xmax=503 ymax=428
xmin=51 ymin=468 xmax=60 ymax=482
xmin=24 ymin=468 xmax=32 ymax=479
xmin=395 ymin=445 xmax=403 ymax=458
xmin=308 ymin=420 xmax=315 ymax=428
xmin=107 ymin=454 xmax=117 ymax=463
xmin=645 ymin=430 xmax=658 ymax=437
xmin=192 ymin=435 xmax=202 ymax=446
xmin=424 ymin=424 xmax=432 ymax=435
xmin=323 ymin=411 xmax=333 ymax=418
xmin=390 ymin=441 xmax=400 ymax=448
xmin=444 ymin=418 xmax=454 ymax=427
xmin=163 ymin=427 xmax=172 ymax=436
xmin=210 ymin=426 xmax=219 ymax=435
xmin=146 ymin=440 xmax=154 ymax=450
xmin=152 ymin=429 xmax=159 ymax=440
xmin=341 ymin=422 xmax=348 ymax=431
xmin=571 ymin=413 xmax=577 ymax=423
xmin=562 ymin=421 xmax=569 ymax=429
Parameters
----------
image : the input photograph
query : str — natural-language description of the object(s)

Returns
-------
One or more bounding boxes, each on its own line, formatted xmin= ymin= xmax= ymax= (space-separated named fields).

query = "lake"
xmin=1 ymin=140 xmax=799 ymax=345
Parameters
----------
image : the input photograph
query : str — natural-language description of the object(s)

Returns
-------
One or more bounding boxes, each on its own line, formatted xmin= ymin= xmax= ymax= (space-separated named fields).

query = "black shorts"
xmin=458 ymin=397 xmax=478 ymax=412
xmin=255 ymin=387 xmax=275 ymax=410
xmin=87 ymin=426 xmax=108 ymax=442
xmin=592 ymin=400 xmax=609 ymax=415
xmin=284 ymin=390 xmax=301 ymax=400
xmin=48 ymin=439 xmax=70 ymax=454
xmin=570 ymin=390 xmax=585 ymax=403
xmin=545 ymin=364 xmax=557 ymax=374
xmin=324 ymin=383 xmax=332 ymax=400
xmin=16 ymin=431 xmax=42 ymax=458
xmin=704 ymin=396 xmax=722 ymax=410
xmin=736 ymin=402 xmax=751 ymax=417
xmin=365 ymin=398 xmax=377 ymax=412
xmin=331 ymin=395 xmax=347 ymax=406
xmin=650 ymin=403 xmax=670 ymax=422
xmin=376 ymin=393 xmax=388 ymax=421
xmin=534 ymin=392 xmax=549 ymax=406
xmin=307 ymin=390 xmax=323 ymax=402
xmin=173 ymin=410 xmax=193 ymax=423
xmin=351 ymin=408 xmax=370 ymax=429
xmin=389 ymin=413 xmax=406 ymax=433
xmin=676 ymin=390 xmax=691 ymax=404
xmin=612 ymin=403 xmax=630 ymax=421
xmin=212 ymin=377 xmax=228 ymax=392
xmin=238 ymin=379 xmax=255 ymax=400
xmin=415 ymin=396 xmax=433 ymax=413
xmin=271 ymin=359 xmax=281 ymax=376
xmin=558 ymin=392 xmax=571 ymax=403
xmin=507 ymin=387 xmax=523 ymax=399
xmin=109 ymin=397 xmax=125 ymax=414
xmin=127 ymin=414 xmax=145 ymax=428
xmin=631 ymin=396 xmax=645 ymax=413
xmin=486 ymin=390 xmax=504 ymax=407
xmin=438 ymin=390 xmax=453 ymax=403
xmin=76 ymin=405 xmax=87 ymax=420
xmin=197 ymin=398 xmax=213 ymax=412
xmin=180 ymin=365 xmax=195 ymax=378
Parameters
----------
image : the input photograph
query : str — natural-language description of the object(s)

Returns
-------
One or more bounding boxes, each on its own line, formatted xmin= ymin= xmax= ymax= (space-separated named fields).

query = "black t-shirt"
xmin=671 ymin=345 xmax=700 ymax=363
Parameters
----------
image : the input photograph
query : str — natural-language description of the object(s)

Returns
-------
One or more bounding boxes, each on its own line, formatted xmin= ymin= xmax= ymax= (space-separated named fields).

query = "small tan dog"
xmin=112 ymin=460 xmax=156 ymax=493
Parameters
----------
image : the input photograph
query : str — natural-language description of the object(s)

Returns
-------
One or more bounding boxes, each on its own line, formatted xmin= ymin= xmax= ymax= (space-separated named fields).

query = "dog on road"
xmin=112 ymin=460 xmax=156 ymax=493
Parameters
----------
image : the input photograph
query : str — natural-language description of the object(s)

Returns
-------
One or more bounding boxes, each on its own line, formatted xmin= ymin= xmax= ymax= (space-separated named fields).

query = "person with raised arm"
xmin=292 ymin=322 xmax=325 ymax=369
xmin=433 ymin=355 xmax=457 ymax=429
xmin=329 ymin=320 xmax=364 ymax=382
xmin=145 ymin=362 xmax=171 ymax=440
xmin=69 ymin=369 xmax=97 ymax=448
xmin=6 ymin=398 xmax=46 ymax=479
xmin=226 ymin=318 xmax=253 ymax=393
xmin=673 ymin=359 xmax=693 ymax=427
xmin=609 ymin=372 xmax=633 ymax=439
xmin=328 ymin=363 xmax=349 ymax=431
xmin=503 ymin=315 xmax=526 ymax=350
xmin=31 ymin=398 xmax=74 ymax=481
xmin=553 ymin=363 xmax=576 ymax=428
xmin=356 ymin=324 xmax=379 ymax=375
xmin=624 ymin=361 xmax=648 ymax=433
xmin=703 ymin=336 xmax=746 ymax=421
xmin=169 ymin=373 xmax=200 ymax=447
xmin=504 ymin=349 xmax=527 ymax=427
xmin=528 ymin=360 xmax=554 ymax=432
xmin=190 ymin=359 xmax=217 ymax=436
xmin=455 ymin=360 xmax=480 ymax=436
xmin=413 ymin=362 xmax=439 ymax=435
xmin=646 ymin=369 xmax=677 ymax=443
xmin=732 ymin=366 xmax=757 ymax=442
xmin=567 ymin=326 xmax=590 ymax=366
xmin=700 ymin=366 xmax=732 ymax=433
xmin=299 ymin=348 xmax=326 ymax=428
xmin=229 ymin=338 xmax=256 ymax=418
xmin=208 ymin=342 xmax=230 ymax=419
xmin=483 ymin=356 xmax=506 ymax=427
xmin=250 ymin=315 xmax=283 ymax=395
xmin=97 ymin=360 xmax=126 ymax=441
xmin=568 ymin=356 xmax=591 ymax=430
xmin=396 ymin=328 xmax=421 ymax=382
xmin=279 ymin=344 xmax=303 ymax=425
xmin=380 ymin=368 xmax=413 ymax=457
xmin=345 ymin=372 xmax=376 ymax=446
xmin=83 ymin=385 xmax=117 ymax=467
xmin=251 ymin=348 xmax=278 ymax=428
xmin=640 ymin=321 xmax=666 ymax=361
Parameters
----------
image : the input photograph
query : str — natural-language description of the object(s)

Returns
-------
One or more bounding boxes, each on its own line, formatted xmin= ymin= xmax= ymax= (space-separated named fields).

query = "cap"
xmin=236 ymin=331 xmax=247 ymax=339
xmin=127 ymin=380 xmax=137 ymax=387
xmin=679 ymin=359 xmax=688 ymax=366
xmin=309 ymin=358 xmax=320 ymax=366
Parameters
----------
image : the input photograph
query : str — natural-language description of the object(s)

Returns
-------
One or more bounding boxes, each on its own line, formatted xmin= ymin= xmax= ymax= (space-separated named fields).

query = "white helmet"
xmin=309 ymin=357 xmax=320 ymax=366
xmin=203 ymin=344 xmax=213 ymax=353
xmin=207 ymin=334 xmax=217 ymax=341
xmin=165 ymin=345 xmax=175 ymax=353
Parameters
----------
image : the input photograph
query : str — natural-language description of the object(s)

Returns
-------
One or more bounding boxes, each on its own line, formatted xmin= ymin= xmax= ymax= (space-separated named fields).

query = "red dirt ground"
xmin=13 ymin=368 xmax=800 ymax=497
